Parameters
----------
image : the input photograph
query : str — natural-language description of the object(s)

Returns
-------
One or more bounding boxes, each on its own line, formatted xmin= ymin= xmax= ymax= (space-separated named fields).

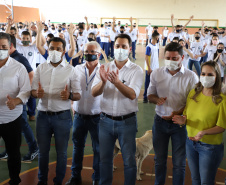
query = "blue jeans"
xmin=200 ymin=53 xmax=208 ymax=65
xmin=27 ymin=96 xmax=36 ymax=116
xmin=71 ymin=113 xmax=100 ymax=181
xmin=96 ymin=37 xmax=100 ymax=44
xmin=188 ymin=59 xmax=201 ymax=76
xmin=163 ymin=37 xmax=167 ymax=46
xmin=108 ymin=41 xmax=114 ymax=58
xmin=132 ymin=41 xmax=136 ymax=58
xmin=143 ymin=70 xmax=150 ymax=100
xmin=36 ymin=110 xmax=72 ymax=184
xmin=186 ymin=138 xmax=224 ymax=185
xmin=21 ymin=105 xmax=38 ymax=153
xmin=100 ymin=42 xmax=109 ymax=60
xmin=152 ymin=115 xmax=187 ymax=185
xmin=99 ymin=113 xmax=137 ymax=185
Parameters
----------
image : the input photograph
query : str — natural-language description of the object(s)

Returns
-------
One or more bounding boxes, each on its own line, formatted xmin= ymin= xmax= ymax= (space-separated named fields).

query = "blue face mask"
xmin=62 ymin=28 xmax=66 ymax=31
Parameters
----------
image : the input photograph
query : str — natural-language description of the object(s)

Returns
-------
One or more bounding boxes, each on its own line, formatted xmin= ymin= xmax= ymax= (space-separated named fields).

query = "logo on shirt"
xmin=28 ymin=52 xmax=33 ymax=56
xmin=122 ymin=80 xmax=126 ymax=84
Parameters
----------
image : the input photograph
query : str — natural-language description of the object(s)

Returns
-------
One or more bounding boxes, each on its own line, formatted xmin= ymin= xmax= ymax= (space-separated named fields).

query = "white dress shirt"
xmin=32 ymin=59 xmax=81 ymax=112
xmin=92 ymin=59 xmax=143 ymax=116
xmin=73 ymin=63 xmax=102 ymax=115
xmin=0 ymin=57 xmax=31 ymax=124
xmin=100 ymin=28 xmax=110 ymax=43
xmin=147 ymin=65 xmax=199 ymax=117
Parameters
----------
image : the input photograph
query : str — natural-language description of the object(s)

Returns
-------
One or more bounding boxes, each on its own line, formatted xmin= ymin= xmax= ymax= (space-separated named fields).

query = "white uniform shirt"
xmin=42 ymin=30 xmax=51 ymax=38
xmin=147 ymin=66 xmax=199 ymax=117
xmin=182 ymin=49 xmax=191 ymax=68
xmin=17 ymin=44 xmax=38 ymax=71
xmin=130 ymin=29 xmax=138 ymax=42
xmin=190 ymin=41 xmax=204 ymax=61
xmin=31 ymin=59 xmax=81 ymax=112
xmin=77 ymin=34 xmax=87 ymax=51
xmin=163 ymin=29 xmax=169 ymax=38
xmin=0 ymin=57 xmax=31 ymax=124
xmin=144 ymin=43 xmax=159 ymax=70
xmin=92 ymin=59 xmax=143 ymax=116
xmin=216 ymin=54 xmax=226 ymax=77
xmin=100 ymin=28 xmax=110 ymax=43
xmin=73 ymin=63 xmax=102 ymax=115
xmin=204 ymin=44 xmax=217 ymax=61
xmin=146 ymin=26 xmax=153 ymax=36
xmin=169 ymin=32 xmax=184 ymax=41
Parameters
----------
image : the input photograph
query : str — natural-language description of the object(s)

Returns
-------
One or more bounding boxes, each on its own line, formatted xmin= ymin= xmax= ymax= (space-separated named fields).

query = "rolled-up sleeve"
xmin=147 ymin=70 xmax=157 ymax=96
xmin=31 ymin=65 xmax=40 ymax=90
xmin=71 ymin=68 xmax=82 ymax=95
xmin=16 ymin=66 xmax=31 ymax=104
xmin=128 ymin=67 xmax=144 ymax=98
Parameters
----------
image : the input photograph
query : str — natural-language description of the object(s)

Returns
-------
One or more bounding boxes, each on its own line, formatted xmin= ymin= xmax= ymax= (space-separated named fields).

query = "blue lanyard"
xmin=85 ymin=67 xmax=96 ymax=91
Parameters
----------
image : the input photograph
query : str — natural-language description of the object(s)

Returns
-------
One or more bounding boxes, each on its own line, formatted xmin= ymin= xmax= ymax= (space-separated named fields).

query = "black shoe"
xmin=65 ymin=176 xmax=82 ymax=185
xmin=0 ymin=151 xmax=8 ymax=159
xmin=143 ymin=99 xmax=148 ymax=103
xmin=37 ymin=181 xmax=47 ymax=185
xmin=22 ymin=148 xmax=39 ymax=161
xmin=93 ymin=180 xmax=99 ymax=185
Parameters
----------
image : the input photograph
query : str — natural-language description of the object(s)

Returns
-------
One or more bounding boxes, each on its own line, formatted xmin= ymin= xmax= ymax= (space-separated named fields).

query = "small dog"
xmin=113 ymin=130 xmax=153 ymax=180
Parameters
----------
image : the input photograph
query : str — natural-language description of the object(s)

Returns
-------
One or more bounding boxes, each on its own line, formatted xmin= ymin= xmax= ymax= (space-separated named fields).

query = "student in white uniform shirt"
xmin=31 ymin=37 xmax=81 ymax=185
xmin=188 ymin=32 xmax=204 ymax=76
xmin=116 ymin=21 xmax=121 ymax=33
xmin=61 ymin=23 xmax=70 ymax=45
xmin=145 ymin=23 xmax=153 ymax=46
xmin=212 ymin=43 xmax=226 ymax=81
xmin=0 ymin=32 xmax=31 ymax=185
xmin=65 ymin=41 xmax=102 ymax=185
xmin=94 ymin=24 xmax=100 ymax=44
xmin=202 ymin=34 xmax=219 ymax=62
xmin=77 ymin=25 xmax=88 ymax=51
xmin=92 ymin=33 xmax=143 ymax=185
xmin=143 ymin=31 xmax=160 ymax=103
xmin=42 ymin=24 xmax=51 ymax=39
xmin=148 ymin=42 xmax=199 ymax=185
xmin=18 ymin=22 xmax=25 ymax=37
xmin=162 ymin=26 xmax=169 ymax=46
xmin=133 ymin=22 xmax=139 ymax=43
xmin=0 ymin=24 xmax=6 ymax=32
xmin=179 ymin=39 xmax=193 ymax=68
xmin=109 ymin=18 xmax=117 ymax=59
xmin=99 ymin=22 xmax=111 ymax=60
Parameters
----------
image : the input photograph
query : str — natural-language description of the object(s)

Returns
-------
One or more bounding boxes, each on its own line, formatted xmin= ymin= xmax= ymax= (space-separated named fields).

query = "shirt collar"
xmin=10 ymin=50 xmax=19 ymax=57
xmin=164 ymin=64 xmax=185 ymax=74
xmin=47 ymin=58 xmax=66 ymax=67
xmin=83 ymin=62 xmax=101 ymax=69
xmin=113 ymin=59 xmax=131 ymax=69
xmin=4 ymin=56 xmax=11 ymax=67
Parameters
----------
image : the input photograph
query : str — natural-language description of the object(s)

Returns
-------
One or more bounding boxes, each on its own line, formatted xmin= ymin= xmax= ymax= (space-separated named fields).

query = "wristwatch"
xmin=68 ymin=92 xmax=73 ymax=100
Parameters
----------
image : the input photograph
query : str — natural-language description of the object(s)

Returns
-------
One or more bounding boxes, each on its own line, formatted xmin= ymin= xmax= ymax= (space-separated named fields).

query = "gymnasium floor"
xmin=0 ymin=43 xmax=226 ymax=185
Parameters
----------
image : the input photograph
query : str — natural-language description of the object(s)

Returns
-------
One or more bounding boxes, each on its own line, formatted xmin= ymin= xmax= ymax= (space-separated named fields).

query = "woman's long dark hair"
xmin=213 ymin=43 xmax=224 ymax=61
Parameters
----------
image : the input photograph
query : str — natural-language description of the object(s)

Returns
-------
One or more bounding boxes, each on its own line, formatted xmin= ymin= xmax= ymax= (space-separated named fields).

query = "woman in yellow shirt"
xmin=173 ymin=61 xmax=226 ymax=185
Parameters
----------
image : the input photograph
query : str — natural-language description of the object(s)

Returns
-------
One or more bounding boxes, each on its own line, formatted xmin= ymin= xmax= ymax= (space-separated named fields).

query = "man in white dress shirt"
xmin=31 ymin=37 xmax=81 ymax=185
xmin=92 ymin=34 xmax=143 ymax=185
xmin=0 ymin=32 xmax=31 ymax=185
xmin=65 ymin=42 xmax=102 ymax=185
xmin=147 ymin=42 xmax=199 ymax=185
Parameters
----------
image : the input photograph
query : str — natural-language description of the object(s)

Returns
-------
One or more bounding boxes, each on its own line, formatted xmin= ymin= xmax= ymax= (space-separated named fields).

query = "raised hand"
xmin=37 ymin=82 xmax=44 ymax=98
xmin=99 ymin=65 xmax=109 ymax=84
xmin=84 ymin=16 xmax=88 ymax=21
xmin=68 ymin=23 xmax=74 ymax=35
xmin=190 ymin=15 xmax=194 ymax=20
xmin=113 ymin=17 xmax=116 ymax=23
xmin=60 ymin=84 xmax=70 ymax=100
xmin=129 ymin=17 xmax=133 ymax=23
xmin=36 ymin=21 xmax=44 ymax=33
xmin=202 ymin=21 xmax=205 ymax=27
xmin=171 ymin=14 xmax=174 ymax=20
xmin=107 ymin=69 xmax=120 ymax=85
xmin=6 ymin=95 xmax=16 ymax=110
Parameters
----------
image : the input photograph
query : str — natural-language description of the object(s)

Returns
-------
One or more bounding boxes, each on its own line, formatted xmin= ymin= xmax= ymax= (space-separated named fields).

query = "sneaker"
xmin=133 ymin=57 xmax=136 ymax=60
xmin=22 ymin=149 xmax=39 ymax=161
xmin=65 ymin=176 xmax=82 ymax=185
xmin=37 ymin=181 xmax=47 ymax=185
xmin=143 ymin=99 xmax=148 ymax=103
xmin=0 ymin=151 xmax=8 ymax=159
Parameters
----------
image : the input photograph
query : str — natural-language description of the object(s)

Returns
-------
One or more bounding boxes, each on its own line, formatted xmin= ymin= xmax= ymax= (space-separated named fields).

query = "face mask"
xmin=88 ymin=38 xmax=94 ymax=42
xmin=195 ymin=37 xmax=200 ymax=40
xmin=32 ymin=31 xmax=37 ymax=37
xmin=52 ymin=28 xmax=55 ymax=30
xmin=58 ymin=30 xmax=61 ymax=33
xmin=165 ymin=59 xmax=179 ymax=71
xmin=0 ymin=49 xmax=9 ymax=60
xmin=19 ymin=26 xmax=22 ymax=29
xmin=22 ymin=41 xmax=30 ymax=46
xmin=133 ymin=26 xmax=136 ymax=28
xmin=2 ymin=28 xmax=5 ymax=31
xmin=120 ymin=31 xmax=124 ymax=34
xmin=48 ymin=50 xmax=62 ymax=63
xmin=44 ymin=29 xmax=48 ymax=32
xmin=200 ymin=76 xmax=215 ymax=88
xmin=114 ymin=48 xmax=129 ymax=62
xmin=91 ymin=26 xmax=93 ymax=28
xmin=84 ymin=54 xmax=97 ymax=62
xmin=217 ymin=49 xmax=223 ymax=53
xmin=125 ymin=26 xmax=128 ymax=28
xmin=176 ymin=29 xmax=180 ymax=33
xmin=79 ymin=32 xmax=83 ymax=35
xmin=156 ymin=39 xmax=159 ymax=43
xmin=62 ymin=28 xmax=65 ymax=31
xmin=108 ymin=25 xmax=111 ymax=27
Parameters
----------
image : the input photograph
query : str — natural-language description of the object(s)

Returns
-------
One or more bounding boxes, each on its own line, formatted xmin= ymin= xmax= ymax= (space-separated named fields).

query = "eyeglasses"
xmin=84 ymin=51 xmax=99 ymax=55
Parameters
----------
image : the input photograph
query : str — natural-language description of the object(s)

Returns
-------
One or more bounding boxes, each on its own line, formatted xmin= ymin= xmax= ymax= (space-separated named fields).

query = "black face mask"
xmin=195 ymin=37 xmax=200 ymax=40
xmin=125 ymin=26 xmax=128 ymax=28
xmin=120 ymin=31 xmax=124 ymax=34
xmin=2 ymin=28 xmax=5 ymax=31
xmin=108 ymin=25 xmax=111 ymax=27
xmin=58 ymin=30 xmax=61 ymax=32
xmin=52 ymin=27 xmax=55 ymax=30
xmin=91 ymin=26 xmax=93 ymax=28
xmin=88 ymin=38 xmax=94 ymax=42
xmin=19 ymin=26 xmax=22 ymax=29
xmin=44 ymin=29 xmax=48 ymax=32
xmin=156 ymin=39 xmax=159 ymax=43
xmin=84 ymin=54 xmax=97 ymax=62
xmin=32 ymin=31 xmax=37 ymax=37
xmin=176 ymin=29 xmax=180 ymax=33
xmin=133 ymin=26 xmax=136 ymax=28
xmin=79 ymin=32 xmax=83 ymax=35
xmin=217 ymin=49 xmax=223 ymax=53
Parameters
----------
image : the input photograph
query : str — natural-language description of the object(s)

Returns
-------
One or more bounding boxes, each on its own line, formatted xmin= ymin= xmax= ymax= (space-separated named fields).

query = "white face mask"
xmin=200 ymin=76 xmax=215 ymax=88
xmin=48 ymin=50 xmax=62 ymax=63
xmin=0 ymin=49 xmax=9 ymax=60
xmin=165 ymin=60 xmax=179 ymax=71
xmin=114 ymin=48 xmax=129 ymax=62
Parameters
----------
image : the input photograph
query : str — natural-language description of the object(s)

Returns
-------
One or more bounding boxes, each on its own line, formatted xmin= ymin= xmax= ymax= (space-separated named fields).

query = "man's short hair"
xmin=48 ymin=37 xmax=66 ymax=51
xmin=21 ymin=31 xmax=31 ymax=36
xmin=10 ymin=27 xmax=17 ymax=32
xmin=179 ymin=39 xmax=185 ymax=43
xmin=115 ymin=33 xmax=132 ymax=47
xmin=172 ymin=37 xmax=179 ymax=42
xmin=47 ymin=33 xmax=54 ymax=39
xmin=165 ymin=42 xmax=183 ymax=57
xmin=154 ymin=26 xmax=158 ymax=29
xmin=152 ymin=31 xmax=160 ymax=38
xmin=10 ymin=35 xmax=16 ymax=48
xmin=84 ymin=41 xmax=101 ymax=52
xmin=120 ymin=26 xmax=124 ymax=29
xmin=0 ymin=32 xmax=11 ymax=46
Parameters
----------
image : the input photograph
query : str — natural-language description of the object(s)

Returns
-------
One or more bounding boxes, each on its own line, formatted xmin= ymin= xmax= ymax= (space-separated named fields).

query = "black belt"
xmin=40 ymin=110 xmax=69 ymax=116
xmin=102 ymin=112 xmax=136 ymax=121
xmin=77 ymin=113 xmax=100 ymax=119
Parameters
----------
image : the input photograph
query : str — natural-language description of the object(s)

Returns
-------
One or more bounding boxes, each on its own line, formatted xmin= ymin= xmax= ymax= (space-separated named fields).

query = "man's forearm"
xmin=114 ymin=81 xmax=136 ymax=100
xmin=92 ymin=81 xmax=105 ymax=97
xmin=148 ymin=94 xmax=159 ymax=104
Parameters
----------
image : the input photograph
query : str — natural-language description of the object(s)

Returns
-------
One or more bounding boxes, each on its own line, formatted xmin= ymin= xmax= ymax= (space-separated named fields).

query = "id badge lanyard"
xmin=85 ymin=67 xmax=96 ymax=91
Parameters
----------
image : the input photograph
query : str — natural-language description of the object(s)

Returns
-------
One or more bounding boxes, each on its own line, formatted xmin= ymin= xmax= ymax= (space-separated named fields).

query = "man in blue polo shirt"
xmin=0 ymin=35 xmax=39 ymax=162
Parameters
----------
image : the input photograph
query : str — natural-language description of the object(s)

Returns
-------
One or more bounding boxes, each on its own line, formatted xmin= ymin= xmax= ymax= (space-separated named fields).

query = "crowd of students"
xmin=0 ymin=15 xmax=226 ymax=185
